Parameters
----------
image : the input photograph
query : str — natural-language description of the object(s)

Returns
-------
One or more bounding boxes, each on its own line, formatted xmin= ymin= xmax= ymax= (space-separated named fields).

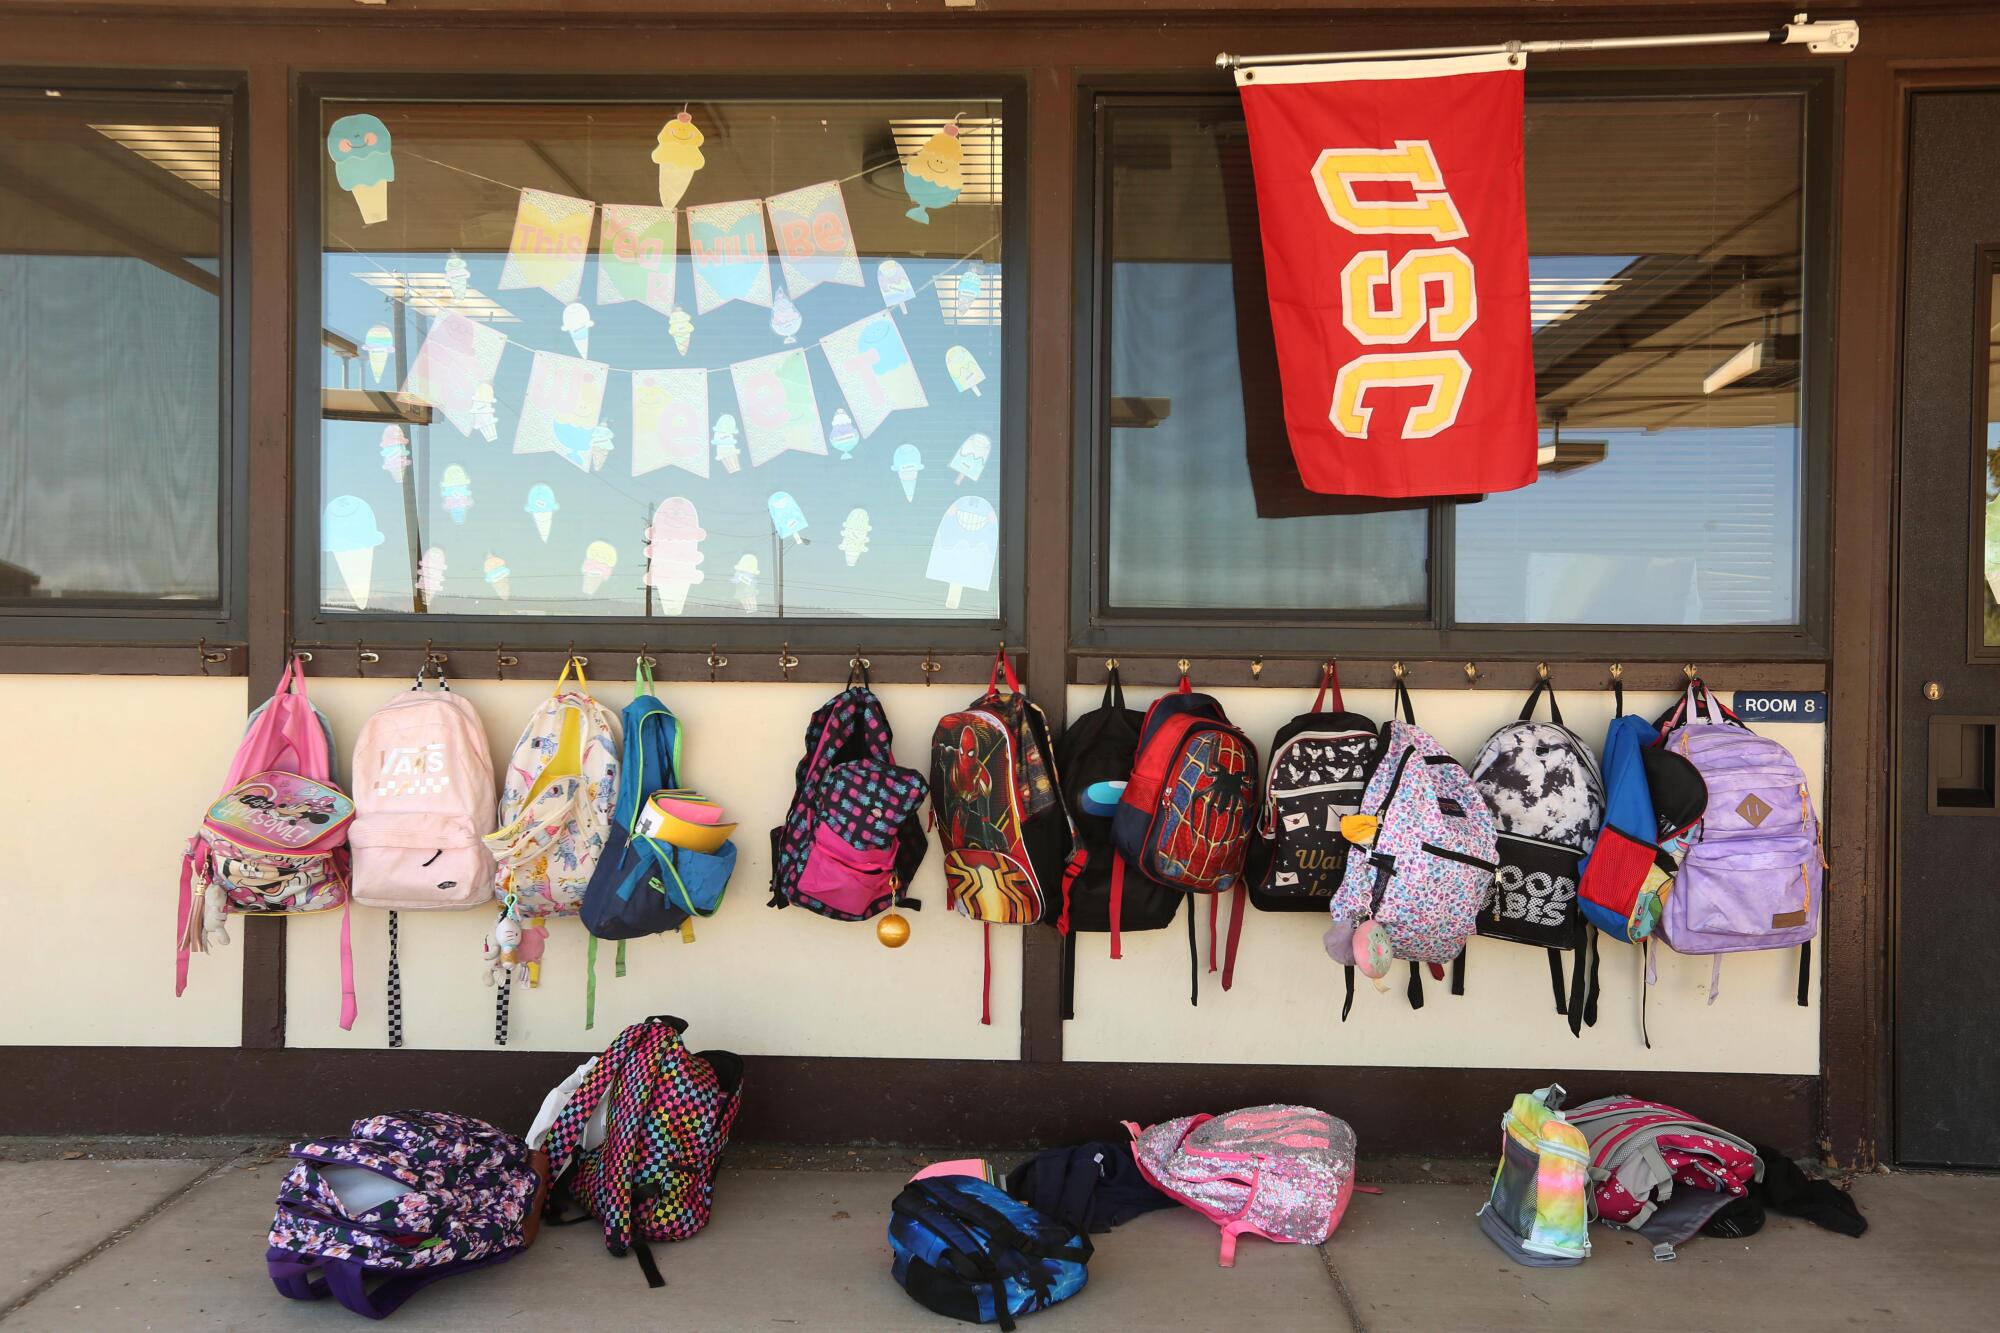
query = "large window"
xmin=0 ymin=89 xmax=232 ymax=627
xmin=308 ymin=92 xmax=1012 ymax=633
xmin=1085 ymin=80 xmax=1824 ymax=647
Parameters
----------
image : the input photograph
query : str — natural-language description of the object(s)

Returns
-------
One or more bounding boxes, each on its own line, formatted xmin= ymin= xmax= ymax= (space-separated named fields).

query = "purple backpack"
xmin=767 ymin=681 xmax=929 ymax=921
xmin=267 ymin=1111 xmax=542 ymax=1319
xmin=1653 ymin=680 xmax=1823 ymax=1004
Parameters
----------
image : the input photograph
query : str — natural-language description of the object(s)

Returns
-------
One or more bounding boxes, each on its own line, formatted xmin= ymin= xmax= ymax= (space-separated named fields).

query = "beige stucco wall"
xmin=3 ymin=671 xmax=1822 ymax=1077
xmin=1 ymin=674 xmax=249 ymax=1047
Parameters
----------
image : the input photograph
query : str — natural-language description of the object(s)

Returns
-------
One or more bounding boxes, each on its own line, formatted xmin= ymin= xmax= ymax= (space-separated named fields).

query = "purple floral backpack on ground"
xmin=538 ymin=1014 xmax=744 ymax=1288
xmin=266 ymin=1110 xmax=545 ymax=1320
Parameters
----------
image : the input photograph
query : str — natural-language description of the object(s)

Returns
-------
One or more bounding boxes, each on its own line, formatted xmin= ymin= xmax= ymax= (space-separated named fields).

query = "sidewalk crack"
xmin=1317 ymin=1241 xmax=1368 ymax=1333
xmin=0 ymin=1155 xmax=243 ymax=1323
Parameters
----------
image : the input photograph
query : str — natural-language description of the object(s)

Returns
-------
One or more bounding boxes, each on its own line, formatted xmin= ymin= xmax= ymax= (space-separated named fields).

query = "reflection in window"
xmin=0 ymin=97 xmax=225 ymax=607
xmin=1101 ymin=107 xmax=1428 ymax=617
xmin=1094 ymin=93 xmax=1809 ymax=629
xmin=1456 ymin=96 xmax=1805 ymax=626
xmin=317 ymin=100 xmax=1005 ymax=620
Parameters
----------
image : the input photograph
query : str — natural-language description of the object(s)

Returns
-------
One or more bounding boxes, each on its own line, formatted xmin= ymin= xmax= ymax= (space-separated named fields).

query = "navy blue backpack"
xmin=890 ymin=1176 xmax=1091 ymax=1330
xmin=580 ymin=661 xmax=736 ymax=1027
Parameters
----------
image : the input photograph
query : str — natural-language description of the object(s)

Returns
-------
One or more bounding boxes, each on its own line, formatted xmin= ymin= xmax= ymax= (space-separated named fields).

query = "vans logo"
xmin=1735 ymin=793 xmax=1772 ymax=827
xmin=375 ymin=742 xmax=454 ymax=797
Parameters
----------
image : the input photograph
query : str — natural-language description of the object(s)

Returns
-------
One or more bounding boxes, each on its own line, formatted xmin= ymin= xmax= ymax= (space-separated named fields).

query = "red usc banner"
xmin=1237 ymin=53 xmax=1537 ymax=498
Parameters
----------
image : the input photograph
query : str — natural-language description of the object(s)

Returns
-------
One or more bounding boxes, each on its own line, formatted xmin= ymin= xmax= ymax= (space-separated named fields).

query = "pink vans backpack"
xmin=350 ymin=672 xmax=497 ymax=912
xmin=1126 ymin=1105 xmax=1358 ymax=1266
xmin=179 ymin=656 xmax=357 ymax=1029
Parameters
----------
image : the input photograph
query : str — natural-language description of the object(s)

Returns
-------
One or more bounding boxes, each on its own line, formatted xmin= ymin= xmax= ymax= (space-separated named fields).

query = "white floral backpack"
xmin=481 ymin=658 xmax=619 ymax=1040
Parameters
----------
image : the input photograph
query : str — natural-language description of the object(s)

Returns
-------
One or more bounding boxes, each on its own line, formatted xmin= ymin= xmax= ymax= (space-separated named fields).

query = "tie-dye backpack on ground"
xmin=1478 ymin=1085 xmax=1591 ymax=1266
xmin=538 ymin=1015 xmax=744 ymax=1288
xmin=1126 ymin=1104 xmax=1358 ymax=1266
xmin=266 ymin=1110 xmax=545 ymax=1319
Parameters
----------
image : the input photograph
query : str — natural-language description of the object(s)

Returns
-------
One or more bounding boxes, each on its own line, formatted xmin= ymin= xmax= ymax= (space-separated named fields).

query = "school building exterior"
xmin=1 ymin=0 xmax=1995 ymax=1172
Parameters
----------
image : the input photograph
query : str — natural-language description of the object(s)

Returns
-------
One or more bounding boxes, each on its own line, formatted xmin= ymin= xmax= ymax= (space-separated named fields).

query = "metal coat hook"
xmin=1176 ymin=658 xmax=1191 ymax=674
xmin=1464 ymin=661 xmax=1481 ymax=687
xmin=1536 ymin=662 xmax=1550 ymax=681
xmin=355 ymin=640 xmax=380 ymax=674
xmin=294 ymin=650 xmax=314 ymax=664
xmin=1250 ymin=657 xmax=1264 ymax=680
xmin=1683 ymin=662 xmax=1698 ymax=681
xmin=847 ymin=651 xmax=871 ymax=688
xmin=706 ymin=644 xmax=728 ymax=682
xmin=197 ymin=638 xmax=228 ymax=674
xmin=921 ymin=649 xmax=942 ymax=684
xmin=1392 ymin=660 xmax=1407 ymax=682
xmin=778 ymin=642 xmax=799 ymax=680
xmin=1609 ymin=662 xmax=1625 ymax=682
xmin=495 ymin=644 xmax=519 ymax=676
xmin=636 ymin=645 xmax=658 ymax=669
xmin=1104 ymin=657 xmax=1119 ymax=673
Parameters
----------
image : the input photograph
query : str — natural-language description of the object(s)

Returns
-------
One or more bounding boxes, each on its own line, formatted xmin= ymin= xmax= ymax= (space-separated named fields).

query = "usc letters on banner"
xmin=1237 ymin=53 xmax=1538 ymax=498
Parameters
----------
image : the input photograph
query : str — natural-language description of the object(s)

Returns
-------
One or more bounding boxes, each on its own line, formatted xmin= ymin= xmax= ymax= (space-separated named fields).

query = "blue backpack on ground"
xmin=580 ymin=660 xmax=736 ymax=1027
xmin=891 ymin=1175 xmax=1092 ymax=1330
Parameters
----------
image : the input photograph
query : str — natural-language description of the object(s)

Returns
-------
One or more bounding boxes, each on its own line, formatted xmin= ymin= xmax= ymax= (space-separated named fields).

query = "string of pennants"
xmin=331 ymin=113 xmax=995 ymax=483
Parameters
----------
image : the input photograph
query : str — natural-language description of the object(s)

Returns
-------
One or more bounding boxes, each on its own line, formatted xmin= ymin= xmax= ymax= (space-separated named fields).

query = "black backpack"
xmin=1250 ymin=663 xmax=1379 ymax=914
xmin=1004 ymin=1140 xmax=1175 ymax=1234
xmin=1459 ymin=679 xmax=1607 ymax=1035
xmin=1053 ymin=668 xmax=1182 ymax=1017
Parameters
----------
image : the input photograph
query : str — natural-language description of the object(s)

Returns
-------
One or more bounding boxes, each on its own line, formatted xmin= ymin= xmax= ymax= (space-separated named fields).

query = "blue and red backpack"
xmin=1111 ymin=673 xmax=1260 ymax=998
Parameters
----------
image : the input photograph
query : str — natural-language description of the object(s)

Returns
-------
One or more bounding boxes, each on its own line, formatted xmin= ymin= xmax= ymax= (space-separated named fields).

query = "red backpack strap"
xmin=988 ymin=646 xmax=1020 ymax=697
xmin=1221 ymin=882 xmax=1247 ymax=991
xmin=1311 ymin=661 xmax=1344 ymax=713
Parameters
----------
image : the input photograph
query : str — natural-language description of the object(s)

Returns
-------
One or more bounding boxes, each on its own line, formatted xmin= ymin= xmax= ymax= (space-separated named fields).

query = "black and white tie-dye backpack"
xmin=1462 ymin=678 xmax=1606 ymax=1035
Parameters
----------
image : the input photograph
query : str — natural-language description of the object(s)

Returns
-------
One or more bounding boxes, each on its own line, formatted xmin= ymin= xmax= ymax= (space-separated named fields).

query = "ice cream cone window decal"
xmin=326 ymin=113 xmax=394 ymax=225
xmin=317 ymin=95 xmax=1007 ymax=622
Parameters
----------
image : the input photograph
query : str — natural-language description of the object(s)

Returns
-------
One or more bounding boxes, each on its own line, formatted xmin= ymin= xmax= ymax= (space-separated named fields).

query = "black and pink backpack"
xmin=767 ymin=675 xmax=929 ymax=921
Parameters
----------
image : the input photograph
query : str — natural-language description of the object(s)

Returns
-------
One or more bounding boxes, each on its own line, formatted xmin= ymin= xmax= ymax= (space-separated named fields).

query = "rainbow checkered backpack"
xmin=539 ymin=1015 xmax=743 ymax=1287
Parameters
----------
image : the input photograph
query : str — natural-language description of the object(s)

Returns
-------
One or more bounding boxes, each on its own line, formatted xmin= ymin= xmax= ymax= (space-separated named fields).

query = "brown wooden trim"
xmin=0 ymin=644 xmax=245 ymax=676
xmin=1073 ymin=656 xmax=1830 ymax=694
xmin=1019 ymin=63 xmax=1078 ymax=1065
xmin=240 ymin=64 xmax=293 ymax=1051
xmin=0 ymin=1046 xmax=1818 ymax=1157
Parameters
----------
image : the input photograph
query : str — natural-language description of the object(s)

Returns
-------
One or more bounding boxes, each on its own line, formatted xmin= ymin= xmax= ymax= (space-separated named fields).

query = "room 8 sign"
xmin=1237 ymin=53 xmax=1537 ymax=498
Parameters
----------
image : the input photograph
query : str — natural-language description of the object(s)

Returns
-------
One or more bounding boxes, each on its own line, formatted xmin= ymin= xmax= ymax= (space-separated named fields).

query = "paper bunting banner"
xmin=398 ymin=312 xmax=508 ymax=436
xmin=729 ymin=348 xmax=825 ymax=467
xmin=820 ymin=310 xmax=928 ymax=438
xmin=767 ymin=180 xmax=863 ymax=299
xmin=687 ymin=199 xmax=773 ymax=314
xmin=514 ymin=349 xmax=609 ymax=474
xmin=499 ymin=188 xmax=595 ymax=305
xmin=631 ymin=368 xmax=710 ymax=479
xmin=927 ymin=495 xmax=998 ymax=609
xmin=597 ymin=203 xmax=678 ymax=317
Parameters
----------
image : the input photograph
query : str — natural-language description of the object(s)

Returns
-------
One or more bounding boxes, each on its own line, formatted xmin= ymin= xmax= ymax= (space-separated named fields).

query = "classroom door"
xmin=1894 ymin=88 xmax=2000 ymax=1168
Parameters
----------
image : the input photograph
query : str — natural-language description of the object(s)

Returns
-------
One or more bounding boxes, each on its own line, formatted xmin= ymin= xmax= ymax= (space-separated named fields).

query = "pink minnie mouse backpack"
xmin=1125 ymin=1104 xmax=1358 ymax=1266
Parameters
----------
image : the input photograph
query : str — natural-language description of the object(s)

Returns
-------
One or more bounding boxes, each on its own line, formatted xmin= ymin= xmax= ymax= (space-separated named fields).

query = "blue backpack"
xmin=890 ymin=1175 xmax=1091 ymax=1330
xmin=580 ymin=661 xmax=736 ymax=1027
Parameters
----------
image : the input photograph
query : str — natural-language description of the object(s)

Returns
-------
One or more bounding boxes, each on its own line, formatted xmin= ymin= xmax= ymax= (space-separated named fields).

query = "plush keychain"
xmin=482 ymin=900 xmax=533 ymax=989
xmin=199 ymin=880 xmax=230 ymax=952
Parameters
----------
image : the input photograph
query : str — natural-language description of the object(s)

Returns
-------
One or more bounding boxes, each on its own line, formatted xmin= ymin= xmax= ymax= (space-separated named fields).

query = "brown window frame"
xmin=0 ymin=73 xmax=248 ymax=661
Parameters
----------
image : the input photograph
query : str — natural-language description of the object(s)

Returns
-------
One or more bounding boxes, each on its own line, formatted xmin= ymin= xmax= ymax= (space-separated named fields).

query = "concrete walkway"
xmin=1 ymin=1150 xmax=1992 ymax=1331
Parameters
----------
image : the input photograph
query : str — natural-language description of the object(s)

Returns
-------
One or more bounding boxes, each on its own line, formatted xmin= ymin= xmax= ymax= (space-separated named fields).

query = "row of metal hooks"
xmin=1104 ymin=655 xmax=1707 ymax=688
xmin=288 ymin=639 xmax=952 ymax=685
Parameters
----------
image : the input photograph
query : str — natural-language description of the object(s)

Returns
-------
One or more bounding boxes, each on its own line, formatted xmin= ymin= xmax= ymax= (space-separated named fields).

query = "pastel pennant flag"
xmin=686 ymin=198 xmax=773 ymax=314
xmin=514 ymin=349 xmax=608 ymax=474
xmin=818 ymin=309 xmax=928 ymax=438
xmin=631 ymin=368 xmax=710 ymax=479
xmin=597 ymin=203 xmax=678 ymax=317
xmin=398 ymin=312 xmax=508 ymax=437
xmin=766 ymin=180 xmax=862 ymax=299
xmin=499 ymin=188 xmax=595 ymax=305
xmin=729 ymin=348 xmax=826 ymax=468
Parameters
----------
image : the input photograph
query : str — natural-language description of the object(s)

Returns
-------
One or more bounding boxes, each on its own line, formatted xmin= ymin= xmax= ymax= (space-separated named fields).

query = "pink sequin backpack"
xmin=1125 ymin=1105 xmax=1357 ymax=1266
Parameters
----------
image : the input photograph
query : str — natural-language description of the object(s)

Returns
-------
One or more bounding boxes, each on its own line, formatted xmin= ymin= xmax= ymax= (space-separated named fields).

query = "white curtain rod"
xmin=1217 ymin=13 xmax=1858 ymax=71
